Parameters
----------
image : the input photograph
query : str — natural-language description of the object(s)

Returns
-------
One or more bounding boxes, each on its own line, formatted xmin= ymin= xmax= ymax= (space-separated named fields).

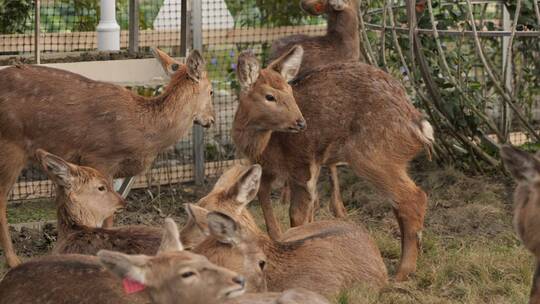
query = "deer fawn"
xmin=500 ymin=145 xmax=540 ymax=304
xmin=0 ymin=48 xmax=214 ymax=267
xmin=35 ymin=149 xmax=268 ymax=292
xmin=0 ymin=218 xmax=246 ymax=304
xmin=182 ymin=164 xmax=388 ymax=296
xmin=232 ymin=47 xmax=434 ymax=281
xmin=269 ymin=0 xmax=362 ymax=218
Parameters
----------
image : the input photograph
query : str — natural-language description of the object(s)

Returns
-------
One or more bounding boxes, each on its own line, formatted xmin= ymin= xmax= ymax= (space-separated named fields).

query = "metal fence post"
xmin=128 ymin=0 xmax=139 ymax=53
xmin=191 ymin=0 xmax=205 ymax=185
xmin=34 ymin=0 xmax=40 ymax=64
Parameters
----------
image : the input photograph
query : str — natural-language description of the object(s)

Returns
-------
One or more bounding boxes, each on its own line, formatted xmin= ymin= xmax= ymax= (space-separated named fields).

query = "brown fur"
xmin=269 ymin=0 xmax=362 ymax=72
xmin=181 ymin=164 xmax=388 ymax=297
xmin=270 ymin=0 xmax=361 ymax=218
xmin=233 ymin=50 xmax=434 ymax=281
xmin=0 ymin=49 xmax=214 ymax=267
xmin=35 ymin=150 xmax=268 ymax=292
xmin=0 ymin=220 xmax=246 ymax=304
xmin=224 ymin=288 xmax=330 ymax=304
xmin=500 ymin=146 xmax=540 ymax=304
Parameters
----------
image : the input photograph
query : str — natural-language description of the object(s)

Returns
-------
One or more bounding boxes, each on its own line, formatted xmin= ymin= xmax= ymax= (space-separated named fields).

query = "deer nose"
xmin=296 ymin=119 xmax=306 ymax=130
xmin=232 ymin=276 xmax=246 ymax=288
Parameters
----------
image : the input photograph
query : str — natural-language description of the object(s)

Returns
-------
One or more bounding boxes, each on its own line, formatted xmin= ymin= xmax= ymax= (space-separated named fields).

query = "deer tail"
xmin=412 ymin=118 xmax=435 ymax=161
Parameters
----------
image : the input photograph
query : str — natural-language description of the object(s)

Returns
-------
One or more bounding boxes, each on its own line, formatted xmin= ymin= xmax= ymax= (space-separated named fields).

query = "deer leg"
xmin=280 ymin=180 xmax=291 ymax=205
xmin=347 ymin=150 xmax=426 ymax=281
xmin=328 ymin=164 xmax=347 ymax=218
xmin=259 ymin=175 xmax=282 ymax=240
xmin=289 ymin=164 xmax=320 ymax=226
xmin=0 ymin=143 xmax=26 ymax=267
xmin=531 ymin=262 xmax=540 ymax=304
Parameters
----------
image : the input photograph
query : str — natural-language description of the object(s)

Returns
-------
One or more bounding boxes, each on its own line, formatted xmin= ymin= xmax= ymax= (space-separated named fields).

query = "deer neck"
xmin=137 ymin=69 xmax=199 ymax=151
xmin=55 ymin=193 xmax=83 ymax=240
xmin=232 ymin=105 xmax=273 ymax=162
xmin=326 ymin=5 xmax=360 ymax=58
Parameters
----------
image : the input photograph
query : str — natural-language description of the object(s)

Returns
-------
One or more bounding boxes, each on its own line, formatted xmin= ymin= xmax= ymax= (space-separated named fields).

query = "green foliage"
xmin=0 ymin=0 xmax=34 ymax=34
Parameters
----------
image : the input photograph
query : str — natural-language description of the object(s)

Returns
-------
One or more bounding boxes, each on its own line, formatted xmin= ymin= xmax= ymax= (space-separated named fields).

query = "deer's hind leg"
xmin=346 ymin=148 xmax=427 ymax=281
xmin=328 ymin=164 xmax=347 ymax=218
xmin=0 ymin=142 xmax=26 ymax=267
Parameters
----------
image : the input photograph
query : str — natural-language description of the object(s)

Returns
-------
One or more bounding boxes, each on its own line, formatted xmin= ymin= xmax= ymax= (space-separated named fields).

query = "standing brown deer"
xmin=35 ymin=148 xmax=268 ymax=292
xmin=269 ymin=0 xmax=362 ymax=218
xmin=181 ymin=164 xmax=388 ymax=296
xmin=0 ymin=218 xmax=247 ymax=304
xmin=500 ymin=145 xmax=540 ymax=304
xmin=232 ymin=47 xmax=434 ymax=281
xmin=0 ymin=48 xmax=214 ymax=267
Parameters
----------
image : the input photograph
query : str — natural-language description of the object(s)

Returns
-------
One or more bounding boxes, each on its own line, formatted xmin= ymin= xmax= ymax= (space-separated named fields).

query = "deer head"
xmin=35 ymin=149 xmax=125 ymax=228
xmin=98 ymin=218 xmax=246 ymax=304
xmin=180 ymin=164 xmax=263 ymax=249
xmin=300 ymin=0 xmax=356 ymax=15
xmin=153 ymin=48 xmax=215 ymax=128
xmin=236 ymin=45 xmax=306 ymax=133
xmin=187 ymin=210 xmax=269 ymax=293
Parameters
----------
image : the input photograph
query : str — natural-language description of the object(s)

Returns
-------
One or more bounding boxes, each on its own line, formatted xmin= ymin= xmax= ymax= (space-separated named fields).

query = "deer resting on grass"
xmin=0 ymin=218 xmax=247 ymax=304
xmin=500 ymin=145 xmax=540 ymax=304
xmin=36 ymin=148 xmax=273 ymax=293
xmin=181 ymin=164 xmax=388 ymax=297
xmin=232 ymin=46 xmax=434 ymax=281
xmin=0 ymin=48 xmax=214 ymax=267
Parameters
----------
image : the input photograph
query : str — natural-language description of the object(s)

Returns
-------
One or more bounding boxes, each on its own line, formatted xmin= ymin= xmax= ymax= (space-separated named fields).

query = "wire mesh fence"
xmin=3 ymin=0 xmax=538 ymax=201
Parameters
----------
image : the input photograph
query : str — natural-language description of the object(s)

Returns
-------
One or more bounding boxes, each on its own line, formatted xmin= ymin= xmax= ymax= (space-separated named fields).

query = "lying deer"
xmin=500 ymin=145 xmax=540 ymax=304
xmin=35 ymin=149 xmax=268 ymax=292
xmin=232 ymin=47 xmax=434 ymax=281
xmin=182 ymin=164 xmax=388 ymax=296
xmin=269 ymin=0 xmax=362 ymax=218
xmin=0 ymin=48 xmax=214 ymax=267
xmin=0 ymin=218 xmax=247 ymax=304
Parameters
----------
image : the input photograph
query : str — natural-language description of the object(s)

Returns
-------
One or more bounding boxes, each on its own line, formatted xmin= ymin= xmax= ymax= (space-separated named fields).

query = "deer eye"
xmin=181 ymin=271 xmax=196 ymax=278
xmin=265 ymin=94 xmax=276 ymax=102
xmin=258 ymin=260 xmax=266 ymax=271
xmin=171 ymin=63 xmax=180 ymax=72
xmin=210 ymin=90 xmax=214 ymax=96
xmin=98 ymin=186 xmax=106 ymax=192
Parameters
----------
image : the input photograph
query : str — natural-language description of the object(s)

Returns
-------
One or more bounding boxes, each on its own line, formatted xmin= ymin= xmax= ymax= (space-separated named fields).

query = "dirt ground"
xmin=0 ymin=161 xmax=532 ymax=304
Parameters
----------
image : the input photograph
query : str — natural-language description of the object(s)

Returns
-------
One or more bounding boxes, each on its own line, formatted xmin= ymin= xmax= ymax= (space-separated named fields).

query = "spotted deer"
xmin=0 ymin=48 xmax=214 ymax=267
xmin=500 ymin=145 xmax=540 ymax=304
xmin=35 ymin=148 xmax=267 ymax=293
xmin=0 ymin=218 xmax=246 ymax=304
xmin=182 ymin=164 xmax=388 ymax=296
xmin=232 ymin=46 xmax=434 ymax=281
xmin=269 ymin=0 xmax=362 ymax=218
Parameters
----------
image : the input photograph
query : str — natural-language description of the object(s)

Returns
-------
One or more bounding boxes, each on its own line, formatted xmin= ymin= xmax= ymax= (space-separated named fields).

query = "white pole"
xmin=97 ymin=0 xmax=120 ymax=51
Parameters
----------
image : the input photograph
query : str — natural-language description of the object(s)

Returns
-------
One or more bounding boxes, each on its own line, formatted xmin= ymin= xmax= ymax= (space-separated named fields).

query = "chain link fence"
xmin=1 ymin=0 xmax=325 ymax=201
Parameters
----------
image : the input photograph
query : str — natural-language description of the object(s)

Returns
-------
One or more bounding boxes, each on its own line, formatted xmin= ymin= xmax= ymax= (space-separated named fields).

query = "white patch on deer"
xmin=307 ymin=162 xmax=321 ymax=209
xmin=421 ymin=120 xmax=434 ymax=142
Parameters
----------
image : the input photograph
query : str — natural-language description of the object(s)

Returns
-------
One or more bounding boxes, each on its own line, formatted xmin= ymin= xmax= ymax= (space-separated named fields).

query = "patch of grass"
xmin=7 ymin=199 xmax=56 ymax=224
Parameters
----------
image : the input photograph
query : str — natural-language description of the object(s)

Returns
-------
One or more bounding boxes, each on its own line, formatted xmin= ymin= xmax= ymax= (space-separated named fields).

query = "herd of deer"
xmin=0 ymin=0 xmax=537 ymax=303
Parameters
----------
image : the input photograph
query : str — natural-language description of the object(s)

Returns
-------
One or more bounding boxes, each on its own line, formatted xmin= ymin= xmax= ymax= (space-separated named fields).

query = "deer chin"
xmin=194 ymin=118 xmax=214 ymax=129
xmin=223 ymin=286 xmax=246 ymax=299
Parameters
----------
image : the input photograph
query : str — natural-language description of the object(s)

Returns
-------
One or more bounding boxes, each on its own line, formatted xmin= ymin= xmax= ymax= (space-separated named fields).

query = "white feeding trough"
xmin=154 ymin=0 xmax=234 ymax=30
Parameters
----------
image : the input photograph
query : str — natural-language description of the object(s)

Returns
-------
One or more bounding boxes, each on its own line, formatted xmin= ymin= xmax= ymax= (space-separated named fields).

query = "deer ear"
xmin=98 ymin=250 xmax=151 ymax=286
xmin=207 ymin=212 xmax=240 ymax=244
xmin=186 ymin=49 xmax=206 ymax=82
xmin=500 ymin=145 xmax=540 ymax=182
xmin=237 ymin=50 xmax=261 ymax=90
xmin=185 ymin=204 xmax=210 ymax=235
xmin=35 ymin=149 xmax=76 ymax=189
xmin=158 ymin=218 xmax=183 ymax=254
xmin=268 ymin=45 xmax=304 ymax=82
xmin=152 ymin=47 xmax=182 ymax=76
xmin=226 ymin=165 xmax=262 ymax=209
